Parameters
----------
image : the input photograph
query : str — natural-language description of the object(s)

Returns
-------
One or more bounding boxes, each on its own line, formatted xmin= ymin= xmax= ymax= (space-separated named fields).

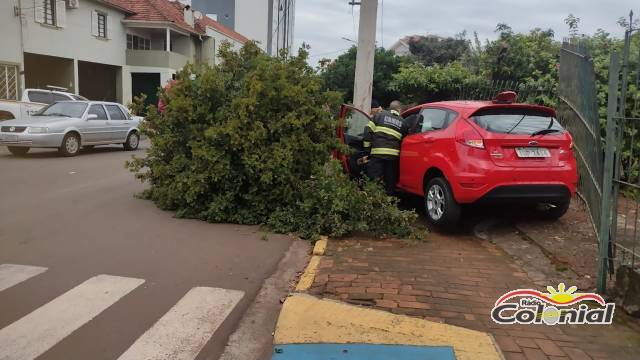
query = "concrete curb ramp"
xmin=275 ymin=294 xmax=503 ymax=360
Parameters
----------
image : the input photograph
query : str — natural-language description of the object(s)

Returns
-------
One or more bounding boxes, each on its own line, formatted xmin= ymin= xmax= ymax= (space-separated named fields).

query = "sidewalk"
xmin=306 ymin=232 xmax=640 ymax=360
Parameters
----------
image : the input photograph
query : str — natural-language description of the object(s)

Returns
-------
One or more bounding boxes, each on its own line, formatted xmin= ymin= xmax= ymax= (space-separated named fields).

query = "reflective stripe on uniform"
xmin=371 ymin=148 xmax=400 ymax=156
xmin=367 ymin=121 xmax=376 ymax=130
xmin=363 ymin=141 xmax=371 ymax=147
xmin=375 ymin=126 xmax=402 ymax=140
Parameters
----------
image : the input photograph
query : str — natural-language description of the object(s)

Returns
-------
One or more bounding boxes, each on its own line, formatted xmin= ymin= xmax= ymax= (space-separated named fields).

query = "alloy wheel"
xmin=427 ymin=184 xmax=445 ymax=220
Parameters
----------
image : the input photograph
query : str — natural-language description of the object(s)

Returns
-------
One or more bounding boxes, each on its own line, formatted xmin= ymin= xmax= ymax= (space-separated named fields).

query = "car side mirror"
xmin=87 ymin=114 xmax=98 ymax=120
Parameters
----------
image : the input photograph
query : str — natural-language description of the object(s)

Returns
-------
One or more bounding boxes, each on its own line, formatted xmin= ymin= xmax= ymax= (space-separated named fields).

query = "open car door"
xmin=336 ymin=104 xmax=372 ymax=177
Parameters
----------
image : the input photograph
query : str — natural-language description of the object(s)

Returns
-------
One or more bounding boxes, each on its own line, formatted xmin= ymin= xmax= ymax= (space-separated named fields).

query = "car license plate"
xmin=515 ymin=147 xmax=550 ymax=158
xmin=0 ymin=134 xmax=18 ymax=142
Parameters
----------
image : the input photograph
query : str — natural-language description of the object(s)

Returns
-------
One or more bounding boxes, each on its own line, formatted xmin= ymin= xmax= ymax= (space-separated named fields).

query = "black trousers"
xmin=367 ymin=156 xmax=399 ymax=195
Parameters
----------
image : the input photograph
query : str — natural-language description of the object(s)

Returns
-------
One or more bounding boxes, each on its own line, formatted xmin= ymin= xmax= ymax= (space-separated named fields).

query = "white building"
xmin=191 ymin=0 xmax=295 ymax=55
xmin=0 ymin=0 xmax=247 ymax=105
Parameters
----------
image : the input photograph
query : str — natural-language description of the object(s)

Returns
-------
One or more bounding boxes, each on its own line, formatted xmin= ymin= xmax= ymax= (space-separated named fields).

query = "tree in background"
xmin=319 ymin=46 xmax=406 ymax=107
xmin=407 ymin=33 xmax=471 ymax=66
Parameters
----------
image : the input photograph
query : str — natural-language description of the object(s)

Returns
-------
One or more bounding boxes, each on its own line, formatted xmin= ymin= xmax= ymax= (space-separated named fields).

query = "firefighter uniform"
xmin=363 ymin=109 xmax=408 ymax=194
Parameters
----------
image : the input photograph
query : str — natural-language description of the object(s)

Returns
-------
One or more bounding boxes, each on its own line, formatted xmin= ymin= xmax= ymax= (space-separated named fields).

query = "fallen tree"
xmin=127 ymin=42 xmax=419 ymax=240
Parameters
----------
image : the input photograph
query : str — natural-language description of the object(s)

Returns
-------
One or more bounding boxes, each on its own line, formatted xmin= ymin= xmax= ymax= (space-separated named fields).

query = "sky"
xmin=294 ymin=0 xmax=637 ymax=65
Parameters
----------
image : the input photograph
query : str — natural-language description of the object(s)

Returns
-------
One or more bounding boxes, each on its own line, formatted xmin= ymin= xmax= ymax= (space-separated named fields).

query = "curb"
xmin=294 ymin=236 xmax=327 ymax=292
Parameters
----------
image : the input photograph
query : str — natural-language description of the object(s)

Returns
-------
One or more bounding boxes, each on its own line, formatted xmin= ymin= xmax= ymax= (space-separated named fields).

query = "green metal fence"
xmin=603 ymin=19 xmax=640 ymax=292
xmin=557 ymin=41 xmax=604 ymax=251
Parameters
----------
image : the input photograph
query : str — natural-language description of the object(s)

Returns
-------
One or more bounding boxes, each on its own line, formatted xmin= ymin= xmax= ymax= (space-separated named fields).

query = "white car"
xmin=0 ymin=101 xmax=141 ymax=157
xmin=0 ymin=88 xmax=87 ymax=122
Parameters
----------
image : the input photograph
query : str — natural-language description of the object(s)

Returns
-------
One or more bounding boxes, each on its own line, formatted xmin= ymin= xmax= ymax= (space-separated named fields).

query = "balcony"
xmin=126 ymin=50 xmax=190 ymax=69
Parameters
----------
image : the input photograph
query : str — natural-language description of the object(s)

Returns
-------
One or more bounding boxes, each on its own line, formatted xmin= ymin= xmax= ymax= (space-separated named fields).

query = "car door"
xmin=398 ymin=107 xmax=456 ymax=194
xmin=104 ymin=104 xmax=130 ymax=142
xmin=83 ymin=104 xmax=110 ymax=143
xmin=337 ymin=104 xmax=372 ymax=177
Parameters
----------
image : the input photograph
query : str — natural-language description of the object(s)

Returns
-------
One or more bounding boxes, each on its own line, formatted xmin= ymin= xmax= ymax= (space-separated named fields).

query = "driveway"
xmin=0 ymin=142 xmax=293 ymax=360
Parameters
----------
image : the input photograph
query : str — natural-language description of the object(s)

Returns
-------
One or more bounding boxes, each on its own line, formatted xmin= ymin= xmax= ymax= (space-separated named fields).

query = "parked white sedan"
xmin=0 ymin=101 xmax=141 ymax=156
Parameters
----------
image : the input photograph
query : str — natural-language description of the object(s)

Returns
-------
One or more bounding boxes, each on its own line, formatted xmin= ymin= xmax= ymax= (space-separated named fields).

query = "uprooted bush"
xmin=127 ymin=41 xmax=420 ymax=240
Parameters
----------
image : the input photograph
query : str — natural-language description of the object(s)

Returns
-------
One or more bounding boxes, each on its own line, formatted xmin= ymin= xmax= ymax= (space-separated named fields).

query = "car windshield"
xmin=471 ymin=108 xmax=564 ymax=135
xmin=71 ymin=94 xmax=88 ymax=101
xmin=35 ymin=102 xmax=87 ymax=118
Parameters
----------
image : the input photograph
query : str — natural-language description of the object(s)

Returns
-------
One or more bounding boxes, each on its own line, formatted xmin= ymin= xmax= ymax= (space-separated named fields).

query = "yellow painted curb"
xmin=312 ymin=236 xmax=328 ymax=256
xmin=295 ymin=255 xmax=321 ymax=291
xmin=275 ymin=294 xmax=504 ymax=360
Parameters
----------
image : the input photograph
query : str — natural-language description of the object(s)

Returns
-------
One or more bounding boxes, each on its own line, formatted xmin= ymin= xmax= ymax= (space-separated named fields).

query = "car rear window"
xmin=471 ymin=108 xmax=563 ymax=135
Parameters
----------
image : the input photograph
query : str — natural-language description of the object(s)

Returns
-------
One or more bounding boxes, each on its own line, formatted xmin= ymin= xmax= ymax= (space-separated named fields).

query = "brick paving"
xmin=308 ymin=233 xmax=640 ymax=360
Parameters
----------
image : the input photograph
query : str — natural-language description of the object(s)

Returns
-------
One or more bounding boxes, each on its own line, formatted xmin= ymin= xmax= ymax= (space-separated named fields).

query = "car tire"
xmin=536 ymin=199 xmax=570 ymax=220
xmin=123 ymin=131 xmax=139 ymax=151
xmin=424 ymin=177 xmax=461 ymax=226
xmin=59 ymin=133 xmax=80 ymax=157
xmin=8 ymin=146 xmax=29 ymax=156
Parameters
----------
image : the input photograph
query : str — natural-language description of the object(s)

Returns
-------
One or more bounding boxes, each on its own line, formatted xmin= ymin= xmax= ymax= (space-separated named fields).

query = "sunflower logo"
xmin=544 ymin=283 xmax=579 ymax=305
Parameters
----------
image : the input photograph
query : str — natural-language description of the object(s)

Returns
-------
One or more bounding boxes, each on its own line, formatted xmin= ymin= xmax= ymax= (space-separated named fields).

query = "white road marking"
xmin=117 ymin=287 xmax=244 ymax=360
xmin=0 ymin=274 xmax=144 ymax=360
xmin=0 ymin=264 xmax=48 ymax=292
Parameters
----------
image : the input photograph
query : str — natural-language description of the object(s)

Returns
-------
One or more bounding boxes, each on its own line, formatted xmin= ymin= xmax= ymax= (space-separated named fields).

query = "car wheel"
xmin=59 ymin=133 xmax=80 ymax=157
xmin=8 ymin=146 xmax=29 ymax=156
xmin=536 ymin=199 xmax=570 ymax=220
xmin=424 ymin=177 xmax=461 ymax=226
xmin=123 ymin=131 xmax=139 ymax=151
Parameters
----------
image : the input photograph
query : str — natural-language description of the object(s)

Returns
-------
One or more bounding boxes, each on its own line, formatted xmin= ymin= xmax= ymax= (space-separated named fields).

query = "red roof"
xmin=107 ymin=0 xmax=247 ymax=42
xmin=195 ymin=15 xmax=249 ymax=44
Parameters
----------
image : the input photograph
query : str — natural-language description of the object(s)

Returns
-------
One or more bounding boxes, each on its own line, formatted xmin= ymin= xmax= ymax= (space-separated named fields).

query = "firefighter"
xmin=363 ymin=100 xmax=408 ymax=195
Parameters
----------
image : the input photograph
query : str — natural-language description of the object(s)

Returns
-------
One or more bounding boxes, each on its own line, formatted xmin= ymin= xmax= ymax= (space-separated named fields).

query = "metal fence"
xmin=604 ymin=23 xmax=640 ymax=290
xmin=557 ymin=41 xmax=604 ymax=244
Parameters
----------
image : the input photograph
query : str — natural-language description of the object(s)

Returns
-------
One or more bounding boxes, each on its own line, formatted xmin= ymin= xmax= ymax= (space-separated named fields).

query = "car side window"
xmin=105 ymin=105 xmax=126 ymax=120
xmin=419 ymin=108 xmax=458 ymax=132
xmin=52 ymin=93 xmax=71 ymax=102
xmin=29 ymin=91 xmax=53 ymax=104
xmin=88 ymin=104 xmax=108 ymax=120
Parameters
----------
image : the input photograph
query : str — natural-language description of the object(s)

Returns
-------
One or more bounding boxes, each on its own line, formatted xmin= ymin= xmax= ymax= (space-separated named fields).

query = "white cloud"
xmin=294 ymin=0 xmax=637 ymax=65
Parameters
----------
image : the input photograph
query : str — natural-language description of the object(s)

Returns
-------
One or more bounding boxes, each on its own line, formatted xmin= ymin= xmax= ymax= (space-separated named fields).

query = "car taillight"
xmin=457 ymin=130 xmax=485 ymax=149
xmin=463 ymin=139 xmax=485 ymax=149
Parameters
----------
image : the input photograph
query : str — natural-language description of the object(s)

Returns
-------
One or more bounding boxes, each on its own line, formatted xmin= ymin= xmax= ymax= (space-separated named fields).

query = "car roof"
xmin=54 ymin=100 xmax=126 ymax=106
xmin=402 ymin=100 xmax=556 ymax=118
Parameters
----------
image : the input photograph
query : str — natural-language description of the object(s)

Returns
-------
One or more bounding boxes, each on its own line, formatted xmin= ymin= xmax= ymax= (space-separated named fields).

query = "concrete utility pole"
xmin=352 ymin=0 xmax=378 ymax=114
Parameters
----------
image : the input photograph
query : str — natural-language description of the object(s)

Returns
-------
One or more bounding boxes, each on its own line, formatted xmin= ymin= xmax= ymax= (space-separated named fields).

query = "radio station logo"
xmin=491 ymin=283 xmax=615 ymax=326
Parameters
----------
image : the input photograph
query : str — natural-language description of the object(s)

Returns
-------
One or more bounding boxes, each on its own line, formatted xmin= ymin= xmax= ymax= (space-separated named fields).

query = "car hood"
xmin=1 ymin=116 xmax=75 ymax=127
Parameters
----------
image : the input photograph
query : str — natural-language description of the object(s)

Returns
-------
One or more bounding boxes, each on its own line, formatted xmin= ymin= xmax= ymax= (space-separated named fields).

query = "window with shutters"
xmin=97 ymin=12 xmax=106 ymax=38
xmin=43 ymin=0 xmax=56 ymax=26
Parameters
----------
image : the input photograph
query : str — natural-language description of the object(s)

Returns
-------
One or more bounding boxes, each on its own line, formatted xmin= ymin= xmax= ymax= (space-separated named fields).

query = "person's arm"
xmin=363 ymin=114 xmax=377 ymax=152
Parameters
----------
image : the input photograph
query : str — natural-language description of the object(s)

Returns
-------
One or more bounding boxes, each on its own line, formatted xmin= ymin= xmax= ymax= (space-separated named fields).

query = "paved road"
xmin=0 ymin=142 xmax=293 ymax=360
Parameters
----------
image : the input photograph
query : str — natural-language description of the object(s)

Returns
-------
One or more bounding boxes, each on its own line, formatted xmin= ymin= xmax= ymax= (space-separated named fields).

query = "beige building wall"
xmin=235 ymin=0 xmax=268 ymax=51
xmin=0 ymin=1 xmax=23 ymax=65
xmin=21 ymin=1 xmax=127 ymax=67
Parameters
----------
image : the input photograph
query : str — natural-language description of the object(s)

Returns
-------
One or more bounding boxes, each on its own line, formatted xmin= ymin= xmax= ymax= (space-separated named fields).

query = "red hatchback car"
xmin=338 ymin=92 xmax=578 ymax=226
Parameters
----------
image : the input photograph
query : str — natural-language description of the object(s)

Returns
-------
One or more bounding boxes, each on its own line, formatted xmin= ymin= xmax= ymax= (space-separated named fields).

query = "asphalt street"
xmin=0 ymin=142 xmax=293 ymax=360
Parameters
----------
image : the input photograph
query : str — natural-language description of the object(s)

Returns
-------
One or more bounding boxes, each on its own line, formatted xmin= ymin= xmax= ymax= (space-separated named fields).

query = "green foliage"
xmin=389 ymin=62 xmax=481 ymax=104
xmin=268 ymin=161 xmax=419 ymax=240
xmin=408 ymin=34 xmax=470 ymax=66
xmin=319 ymin=46 xmax=407 ymax=107
xmin=128 ymin=41 xmax=419 ymax=240
xmin=128 ymin=93 xmax=148 ymax=116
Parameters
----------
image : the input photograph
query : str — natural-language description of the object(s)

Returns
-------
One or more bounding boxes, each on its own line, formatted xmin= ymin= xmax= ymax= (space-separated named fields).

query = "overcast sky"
xmin=294 ymin=0 xmax=637 ymax=65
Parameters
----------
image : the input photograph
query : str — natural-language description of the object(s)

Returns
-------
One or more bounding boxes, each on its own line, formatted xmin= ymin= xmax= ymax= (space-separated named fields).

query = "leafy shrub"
xmin=127 ymin=42 xmax=419 ymax=240
xmin=268 ymin=161 xmax=418 ymax=240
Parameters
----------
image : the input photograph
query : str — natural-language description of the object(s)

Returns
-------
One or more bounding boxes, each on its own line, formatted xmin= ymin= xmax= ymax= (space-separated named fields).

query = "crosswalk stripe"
xmin=0 ymin=264 xmax=48 ymax=292
xmin=0 ymin=274 xmax=144 ymax=360
xmin=117 ymin=287 xmax=244 ymax=360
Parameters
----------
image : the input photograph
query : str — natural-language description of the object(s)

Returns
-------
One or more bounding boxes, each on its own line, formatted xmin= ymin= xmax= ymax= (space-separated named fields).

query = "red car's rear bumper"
xmin=450 ymin=163 xmax=578 ymax=204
